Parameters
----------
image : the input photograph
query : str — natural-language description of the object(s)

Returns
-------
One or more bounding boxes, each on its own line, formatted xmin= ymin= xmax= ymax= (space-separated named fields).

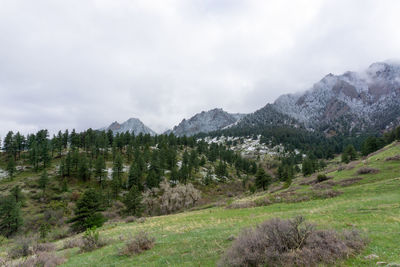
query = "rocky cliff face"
xmin=168 ymin=108 xmax=245 ymax=136
xmin=103 ymin=118 xmax=156 ymax=136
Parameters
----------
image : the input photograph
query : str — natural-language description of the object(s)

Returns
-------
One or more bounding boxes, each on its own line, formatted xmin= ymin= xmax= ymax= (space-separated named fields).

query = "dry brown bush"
xmin=357 ymin=167 xmax=379 ymax=175
xmin=62 ymin=237 xmax=83 ymax=249
xmin=219 ymin=216 xmax=366 ymax=267
xmin=79 ymin=228 xmax=108 ymax=253
xmin=119 ymin=231 xmax=155 ymax=256
xmin=385 ymin=154 xmax=400 ymax=161
xmin=312 ymin=180 xmax=335 ymax=190
xmin=33 ymin=242 xmax=55 ymax=253
xmin=137 ymin=217 xmax=146 ymax=224
xmin=311 ymin=189 xmax=342 ymax=199
xmin=336 ymin=177 xmax=363 ymax=187
xmin=142 ymin=181 xmax=201 ymax=215
xmin=226 ymin=201 xmax=255 ymax=209
xmin=8 ymin=237 xmax=33 ymax=259
xmin=125 ymin=216 xmax=137 ymax=223
xmin=12 ymin=252 xmax=65 ymax=267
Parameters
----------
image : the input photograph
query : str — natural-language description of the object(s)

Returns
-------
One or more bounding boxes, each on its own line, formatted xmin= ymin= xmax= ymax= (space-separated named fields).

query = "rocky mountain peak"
xmin=167 ymin=108 xmax=245 ymax=136
xmin=103 ymin=118 xmax=156 ymax=136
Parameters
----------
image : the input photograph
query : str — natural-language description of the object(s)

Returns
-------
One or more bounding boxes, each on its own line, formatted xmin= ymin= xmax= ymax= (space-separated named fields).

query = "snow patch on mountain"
xmin=168 ymin=108 xmax=246 ymax=136
xmin=273 ymin=61 xmax=400 ymax=132
xmin=103 ymin=118 xmax=156 ymax=136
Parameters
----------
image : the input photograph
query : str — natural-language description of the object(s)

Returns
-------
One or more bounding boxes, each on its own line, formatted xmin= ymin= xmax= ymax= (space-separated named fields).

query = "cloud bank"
xmin=1 ymin=0 xmax=400 ymax=137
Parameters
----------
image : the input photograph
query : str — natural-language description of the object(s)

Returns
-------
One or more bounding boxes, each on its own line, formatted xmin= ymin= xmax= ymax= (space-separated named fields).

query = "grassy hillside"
xmin=48 ymin=142 xmax=400 ymax=266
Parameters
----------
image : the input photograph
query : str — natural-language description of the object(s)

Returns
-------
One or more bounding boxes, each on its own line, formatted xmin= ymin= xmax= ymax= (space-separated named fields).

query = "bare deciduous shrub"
xmin=136 ymin=217 xmax=146 ymax=223
xmin=79 ymin=227 xmax=107 ymax=253
xmin=62 ymin=237 xmax=83 ymax=249
xmin=33 ymin=242 xmax=55 ymax=253
xmin=226 ymin=201 xmax=255 ymax=209
xmin=337 ymin=165 xmax=346 ymax=172
xmin=311 ymin=189 xmax=342 ymax=199
xmin=142 ymin=181 xmax=201 ymax=215
xmin=312 ymin=180 xmax=335 ymax=190
xmin=357 ymin=167 xmax=379 ymax=175
xmin=336 ymin=177 xmax=363 ymax=187
xmin=316 ymin=174 xmax=329 ymax=183
xmin=125 ymin=216 xmax=137 ymax=223
xmin=8 ymin=237 xmax=33 ymax=259
xmin=219 ymin=216 xmax=366 ymax=267
xmin=119 ymin=231 xmax=155 ymax=256
xmin=48 ymin=226 xmax=71 ymax=241
xmin=12 ymin=252 xmax=65 ymax=267
xmin=385 ymin=154 xmax=400 ymax=161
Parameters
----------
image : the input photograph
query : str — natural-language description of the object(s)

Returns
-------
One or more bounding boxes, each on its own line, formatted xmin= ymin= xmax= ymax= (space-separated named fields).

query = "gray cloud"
xmin=1 ymin=0 xmax=400 ymax=137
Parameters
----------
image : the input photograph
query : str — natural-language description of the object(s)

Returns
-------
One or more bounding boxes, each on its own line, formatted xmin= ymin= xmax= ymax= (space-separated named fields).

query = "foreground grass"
xmin=58 ymin=144 xmax=400 ymax=266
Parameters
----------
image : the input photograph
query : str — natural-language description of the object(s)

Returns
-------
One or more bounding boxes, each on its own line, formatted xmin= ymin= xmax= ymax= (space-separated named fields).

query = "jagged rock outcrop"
xmin=167 ymin=108 xmax=245 ymax=136
xmin=103 ymin=118 xmax=156 ymax=135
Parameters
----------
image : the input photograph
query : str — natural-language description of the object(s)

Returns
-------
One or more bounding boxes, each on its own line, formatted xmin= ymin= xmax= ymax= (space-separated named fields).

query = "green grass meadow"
xmin=56 ymin=143 xmax=400 ymax=266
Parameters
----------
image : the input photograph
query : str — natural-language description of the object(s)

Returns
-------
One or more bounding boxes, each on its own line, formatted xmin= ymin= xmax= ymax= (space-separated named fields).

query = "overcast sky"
xmin=1 ymin=0 xmax=400 ymax=137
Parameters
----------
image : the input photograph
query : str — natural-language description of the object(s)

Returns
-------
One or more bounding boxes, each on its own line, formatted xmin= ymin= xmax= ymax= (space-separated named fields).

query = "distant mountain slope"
xmin=167 ymin=108 xmax=245 ymax=136
xmin=272 ymin=62 xmax=400 ymax=133
xmin=103 ymin=118 xmax=156 ymax=136
xmin=227 ymin=61 xmax=400 ymax=136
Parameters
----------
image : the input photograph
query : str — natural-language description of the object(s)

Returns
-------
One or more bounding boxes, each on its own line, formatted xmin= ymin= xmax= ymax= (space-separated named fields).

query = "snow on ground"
xmin=0 ymin=168 xmax=8 ymax=179
xmin=200 ymin=135 xmax=286 ymax=158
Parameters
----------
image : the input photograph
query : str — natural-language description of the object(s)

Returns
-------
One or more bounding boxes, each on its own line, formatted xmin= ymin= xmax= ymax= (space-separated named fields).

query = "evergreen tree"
xmin=255 ymin=167 xmax=271 ymax=190
xmin=302 ymin=158 xmax=315 ymax=176
xmin=128 ymin=163 xmax=143 ymax=191
xmin=29 ymin=141 xmax=39 ymax=172
xmin=341 ymin=152 xmax=349 ymax=164
xmin=112 ymin=153 xmax=124 ymax=197
xmin=68 ymin=188 xmax=105 ymax=232
xmin=94 ymin=156 xmax=106 ymax=187
xmin=10 ymin=185 xmax=24 ymax=204
xmin=342 ymin=144 xmax=357 ymax=162
xmin=38 ymin=170 xmax=49 ymax=196
xmin=146 ymin=169 xmax=160 ymax=188
xmin=215 ymin=161 xmax=228 ymax=178
xmin=0 ymin=195 xmax=23 ymax=237
xmin=6 ymin=156 xmax=16 ymax=179
xmin=123 ymin=186 xmax=143 ymax=216
xmin=78 ymin=155 xmax=90 ymax=181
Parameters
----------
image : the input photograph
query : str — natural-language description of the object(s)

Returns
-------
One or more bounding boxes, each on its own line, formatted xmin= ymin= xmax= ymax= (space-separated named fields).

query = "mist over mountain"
xmin=226 ymin=61 xmax=400 ymax=136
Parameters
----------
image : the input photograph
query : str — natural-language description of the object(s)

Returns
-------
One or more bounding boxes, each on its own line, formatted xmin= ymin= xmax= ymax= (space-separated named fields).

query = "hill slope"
xmin=56 ymin=142 xmax=400 ymax=266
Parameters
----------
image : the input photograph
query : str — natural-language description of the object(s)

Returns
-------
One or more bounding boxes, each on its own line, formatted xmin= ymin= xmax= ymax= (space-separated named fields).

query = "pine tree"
xmin=68 ymin=188 xmax=105 ymax=232
xmin=128 ymin=163 xmax=143 ymax=191
xmin=0 ymin=195 xmax=23 ymax=237
xmin=78 ymin=155 xmax=90 ymax=181
xmin=10 ymin=185 xmax=24 ymax=204
xmin=255 ymin=167 xmax=271 ymax=191
xmin=6 ymin=157 xmax=16 ymax=179
xmin=94 ymin=156 xmax=106 ymax=187
xmin=123 ymin=186 xmax=143 ymax=216
xmin=38 ymin=170 xmax=49 ymax=196
xmin=29 ymin=141 xmax=39 ymax=172
xmin=112 ymin=153 xmax=124 ymax=197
